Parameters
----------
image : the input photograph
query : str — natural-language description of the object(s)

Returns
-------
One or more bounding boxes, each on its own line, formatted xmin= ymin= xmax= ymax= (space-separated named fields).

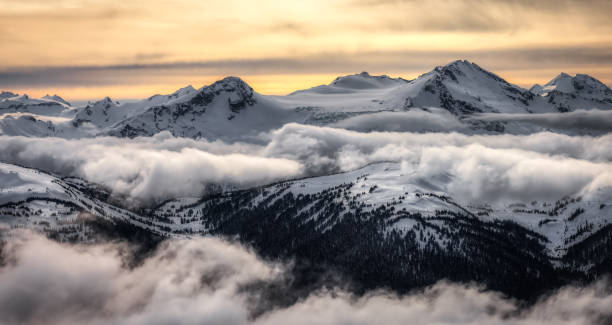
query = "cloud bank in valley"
xmin=472 ymin=109 xmax=612 ymax=133
xmin=0 ymin=232 xmax=611 ymax=325
xmin=0 ymin=133 xmax=301 ymax=203
xmin=0 ymin=124 xmax=611 ymax=203
xmin=330 ymin=109 xmax=467 ymax=133
xmin=265 ymin=124 xmax=612 ymax=202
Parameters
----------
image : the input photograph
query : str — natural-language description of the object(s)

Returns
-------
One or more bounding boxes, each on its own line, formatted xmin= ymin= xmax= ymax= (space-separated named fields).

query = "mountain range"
xmin=1 ymin=60 xmax=611 ymax=302
xmin=2 ymin=60 xmax=612 ymax=140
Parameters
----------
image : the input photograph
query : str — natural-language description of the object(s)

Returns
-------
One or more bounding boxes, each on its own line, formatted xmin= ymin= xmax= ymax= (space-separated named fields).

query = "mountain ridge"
xmin=1 ymin=160 xmax=610 ymax=300
xmin=2 ymin=60 xmax=612 ymax=139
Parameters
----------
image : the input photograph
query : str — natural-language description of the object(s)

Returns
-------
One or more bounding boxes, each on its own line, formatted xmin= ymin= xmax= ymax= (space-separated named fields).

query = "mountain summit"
xmin=531 ymin=73 xmax=612 ymax=101
xmin=291 ymin=71 xmax=408 ymax=95
xmin=389 ymin=60 xmax=534 ymax=115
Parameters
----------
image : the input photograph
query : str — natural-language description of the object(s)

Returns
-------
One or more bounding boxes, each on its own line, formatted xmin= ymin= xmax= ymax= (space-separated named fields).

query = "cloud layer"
xmin=0 ymin=232 xmax=611 ymax=325
xmin=330 ymin=109 xmax=467 ymax=133
xmin=0 ymin=133 xmax=300 ymax=203
xmin=0 ymin=124 xmax=611 ymax=204
xmin=472 ymin=109 xmax=612 ymax=133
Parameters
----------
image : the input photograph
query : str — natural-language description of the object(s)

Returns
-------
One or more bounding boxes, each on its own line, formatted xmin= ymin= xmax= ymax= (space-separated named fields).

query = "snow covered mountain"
xmin=0 ymin=92 xmax=73 ymax=116
xmin=72 ymin=97 xmax=122 ymax=127
xmin=0 ymin=162 xmax=147 ymax=242
xmin=2 ymin=60 xmax=612 ymax=140
xmin=0 ymin=93 xmax=77 ymax=137
xmin=530 ymin=72 xmax=612 ymax=112
xmin=1 ymin=161 xmax=610 ymax=299
xmin=0 ymin=91 xmax=18 ymax=99
xmin=1 ymin=59 xmax=611 ymax=308
xmin=96 ymin=61 xmax=612 ymax=139
xmin=290 ymin=71 xmax=408 ymax=95
xmin=105 ymin=77 xmax=306 ymax=140
xmin=389 ymin=60 xmax=536 ymax=115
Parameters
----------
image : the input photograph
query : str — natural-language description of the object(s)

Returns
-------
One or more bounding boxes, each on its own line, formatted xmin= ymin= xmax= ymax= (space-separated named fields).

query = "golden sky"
xmin=1 ymin=0 xmax=612 ymax=100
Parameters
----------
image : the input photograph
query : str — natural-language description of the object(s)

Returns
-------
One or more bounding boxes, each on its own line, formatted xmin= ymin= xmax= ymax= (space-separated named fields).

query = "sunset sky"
xmin=2 ymin=0 xmax=612 ymax=101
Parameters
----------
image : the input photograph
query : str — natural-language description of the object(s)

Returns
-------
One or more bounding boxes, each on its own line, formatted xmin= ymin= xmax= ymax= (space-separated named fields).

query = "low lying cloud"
xmin=0 ymin=232 xmax=611 ymax=325
xmin=0 ymin=124 xmax=611 ymax=204
xmin=413 ymin=144 xmax=610 ymax=202
xmin=0 ymin=133 xmax=301 ymax=203
xmin=472 ymin=109 xmax=612 ymax=133
xmin=265 ymin=124 xmax=612 ymax=202
xmin=331 ymin=109 xmax=467 ymax=133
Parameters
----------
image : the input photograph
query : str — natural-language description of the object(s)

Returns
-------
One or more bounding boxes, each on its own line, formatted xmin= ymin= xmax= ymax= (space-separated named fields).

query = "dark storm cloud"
xmin=1 ymin=46 xmax=612 ymax=88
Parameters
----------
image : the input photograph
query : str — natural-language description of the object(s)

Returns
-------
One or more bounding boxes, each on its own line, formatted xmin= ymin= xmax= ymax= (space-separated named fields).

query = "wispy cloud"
xmin=1 ymin=45 xmax=612 ymax=90
xmin=472 ymin=110 xmax=612 ymax=133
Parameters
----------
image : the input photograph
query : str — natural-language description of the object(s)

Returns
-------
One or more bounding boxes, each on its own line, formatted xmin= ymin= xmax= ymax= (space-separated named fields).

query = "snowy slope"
xmin=290 ymin=71 xmax=408 ymax=95
xmin=150 ymin=161 xmax=611 ymax=258
xmin=1 ymin=160 xmax=610 ymax=274
xmin=0 ymin=162 xmax=168 ymax=239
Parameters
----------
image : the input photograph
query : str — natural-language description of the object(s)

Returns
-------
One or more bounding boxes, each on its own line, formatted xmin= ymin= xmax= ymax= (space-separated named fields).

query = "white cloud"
xmin=472 ymin=109 xmax=612 ymax=134
xmin=0 ymin=123 xmax=611 ymax=204
xmin=0 ymin=232 xmax=610 ymax=325
xmin=330 ymin=109 xmax=467 ymax=133
xmin=0 ymin=133 xmax=301 ymax=203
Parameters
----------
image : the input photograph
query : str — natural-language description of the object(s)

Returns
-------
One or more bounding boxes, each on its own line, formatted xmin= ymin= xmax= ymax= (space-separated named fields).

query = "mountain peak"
xmin=439 ymin=59 xmax=481 ymax=72
xmin=169 ymin=85 xmax=197 ymax=99
xmin=177 ymin=85 xmax=196 ymax=93
xmin=529 ymin=84 xmax=544 ymax=94
xmin=73 ymin=97 xmax=119 ymax=127
xmin=537 ymin=72 xmax=612 ymax=99
xmin=215 ymin=76 xmax=251 ymax=87
xmin=0 ymin=91 xmax=17 ymax=99
xmin=445 ymin=59 xmax=472 ymax=67
xmin=42 ymin=94 xmax=70 ymax=106
xmin=14 ymin=94 xmax=30 ymax=101
xmin=329 ymin=72 xmax=407 ymax=90
xmin=557 ymin=72 xmax=572 ymax=78
xmin=187 ymin=76 xmax=256 ymax=110
xmin=146 ymin=85 xmax=197 ymax=103
xmin=432 ymin=60 xmax=507 ymax=84
xmin=87 ymin=96 xmax=117 ymax=108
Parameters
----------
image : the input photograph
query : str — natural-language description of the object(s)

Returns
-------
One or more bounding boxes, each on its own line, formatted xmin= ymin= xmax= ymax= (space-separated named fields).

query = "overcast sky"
xmin=1 ymin=0 xmax=612 ymax=100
